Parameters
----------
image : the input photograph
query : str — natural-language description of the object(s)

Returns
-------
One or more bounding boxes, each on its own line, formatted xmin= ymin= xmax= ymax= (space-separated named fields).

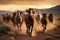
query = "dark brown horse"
xmin=3 ymin=14 xmax=6 ymax=22
xmin=48 ymin=14 xmax=53 ymax=23
xmin=41 ymin=13 xmax=47 ymax=32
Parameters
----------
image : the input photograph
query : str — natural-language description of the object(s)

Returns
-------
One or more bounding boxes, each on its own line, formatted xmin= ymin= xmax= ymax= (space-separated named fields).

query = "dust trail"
xmin=1 ymin=15 xmax=59 ymax=37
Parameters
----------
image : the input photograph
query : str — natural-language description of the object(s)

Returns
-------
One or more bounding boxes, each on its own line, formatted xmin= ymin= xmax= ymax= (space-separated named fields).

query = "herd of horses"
xmin=2 ymin=8 xmax=53 ymax=36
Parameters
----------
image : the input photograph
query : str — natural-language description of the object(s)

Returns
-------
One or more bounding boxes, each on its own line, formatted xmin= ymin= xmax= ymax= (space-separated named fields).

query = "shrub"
xmin=0 ymin=25 xmax=11 ymax=34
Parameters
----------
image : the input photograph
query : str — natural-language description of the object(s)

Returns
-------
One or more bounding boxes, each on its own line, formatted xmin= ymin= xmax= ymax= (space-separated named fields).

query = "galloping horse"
xmin=36 ymin=13 xmax=40 ymax=24
xmin=3 ymin=14 xmax=6 ymax=22
xmin=41 ymin=13 xmax=47 ymax=32
xmin=24 ymin=8 xmax=34 ymax=36
xmin=11 ymin=12 xmax=23 ymax=31
xmin=2 ymin=13 xmax=11 ymax=23
xmin=48 ymin=14 xmax=53 ymax=23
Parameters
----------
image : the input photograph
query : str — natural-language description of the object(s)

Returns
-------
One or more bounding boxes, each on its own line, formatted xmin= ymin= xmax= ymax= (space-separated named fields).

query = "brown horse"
xmin=2 ymin=13 xmax=11 ymax=23
xmin=24 ymin=8 xmax=34 ymax=36
xmin=11 ymin=12 xmax=23 ymax=31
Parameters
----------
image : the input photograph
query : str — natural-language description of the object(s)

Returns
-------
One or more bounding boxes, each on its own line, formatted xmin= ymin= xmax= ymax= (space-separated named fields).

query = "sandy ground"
xmin=0 ymin=15 xmax=60 ymax=40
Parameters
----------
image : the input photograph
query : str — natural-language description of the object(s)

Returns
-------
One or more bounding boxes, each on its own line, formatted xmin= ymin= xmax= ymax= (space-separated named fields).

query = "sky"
xmin=0 ymin=0 xmax=60 ymax=11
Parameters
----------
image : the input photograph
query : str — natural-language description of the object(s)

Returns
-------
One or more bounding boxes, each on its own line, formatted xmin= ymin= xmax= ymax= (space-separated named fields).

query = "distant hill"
xmin=36 ymin=5 xmax=60 ymax=14
xmin=0 ymin=10 xmax=25 ymax=15
xmin=0 ymin=5 xmax=60 ymax=15
xmin=0 ymin=10 xmax=13 ymax=15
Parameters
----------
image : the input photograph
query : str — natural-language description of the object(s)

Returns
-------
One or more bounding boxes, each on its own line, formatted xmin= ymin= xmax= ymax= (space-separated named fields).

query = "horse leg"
xmin=20 ymin=23 xmax=22 ymax=31
xmin=16 ymin=23 xmax=20 ymax=31
xmin=13 ymin=22 xmax=15 ymax=26
xmin=31 ymin=25 xmax=33 ymax=34
xmin=27 ymin=25 xmax=33 ymax=37
xmin=26 ymin=24 xmax=29 ymax=34
xmin=43 ymin=24 xmax=47 ymax=33
xmin=41 ymin=23 xmax=44 ymax=27
xmin=26 ymin=25 xmax=33 ymax=36
xmin=20 ymin=20 xmax=23 ymax=31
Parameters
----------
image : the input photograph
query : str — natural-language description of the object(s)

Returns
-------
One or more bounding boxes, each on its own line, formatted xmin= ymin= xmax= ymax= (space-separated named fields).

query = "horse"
xmin=2 ymin=13 xmax=11 ymax=23
xmin=11 ymin=12 xmax=23 ymax=31
xmin=2 ymin=14 xmax=6 ymax=22
xmin=24 ymin=8 xmax=34 ymax=36
xmin=41 ymin=13 xmax=47 ymax=32
xmin=48 ymin=14 xmax=53 ymax=23
xmin=36 ymin=13 xmax=40 ymax=24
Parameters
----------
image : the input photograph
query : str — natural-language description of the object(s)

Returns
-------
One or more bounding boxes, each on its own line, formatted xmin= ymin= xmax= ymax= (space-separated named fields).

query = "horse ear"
xmin=26 ymin=10 xmax=28 ymax=12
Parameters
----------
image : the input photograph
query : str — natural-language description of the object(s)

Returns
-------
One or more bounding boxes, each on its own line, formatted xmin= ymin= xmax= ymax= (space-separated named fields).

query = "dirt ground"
xmin=0 ymin=14 xmax=60 ymax=40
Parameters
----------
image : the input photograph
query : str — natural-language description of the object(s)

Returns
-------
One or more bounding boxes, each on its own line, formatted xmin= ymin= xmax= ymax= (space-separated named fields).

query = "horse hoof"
xmin=28 ymin=32 xmax=32 ymax=37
